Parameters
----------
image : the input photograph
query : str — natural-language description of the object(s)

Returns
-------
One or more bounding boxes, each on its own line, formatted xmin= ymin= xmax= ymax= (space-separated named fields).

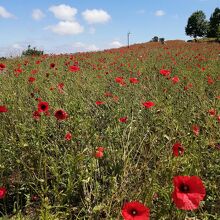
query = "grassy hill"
xmin=0 ymin=41 xmax=220 ymax=219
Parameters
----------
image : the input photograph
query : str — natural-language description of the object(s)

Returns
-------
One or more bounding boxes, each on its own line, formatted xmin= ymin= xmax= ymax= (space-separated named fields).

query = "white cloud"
xmin=0 ymin=6 xmax=14 ymax=18
xmin=110 ymin=41 xmax=123 ymax=48
xmin=48 ymin=42 xmax=99 ymax=54
xmin=155 ymin=10 xmax=165 ymax=17
xmin=46 ymin=21 xmax=84 ymax=35
xmin=49 ymin=4 xmax=77 ymax=21
xmin=82 ymin=9 xmax=111 ymax=24
xmin=32 ymin=9 xmax=45 ymax=21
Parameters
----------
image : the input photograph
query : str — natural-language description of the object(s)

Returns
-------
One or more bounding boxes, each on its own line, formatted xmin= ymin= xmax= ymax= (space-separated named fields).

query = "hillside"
xmin=0 ymin=41 xmax=220 ymax=219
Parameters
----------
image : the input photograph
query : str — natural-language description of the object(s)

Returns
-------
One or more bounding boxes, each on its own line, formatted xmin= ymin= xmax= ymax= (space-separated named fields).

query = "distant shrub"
xmin=152 ymin=36 xmax=159 ymax=42
xmin=22 ymin=45 xmax=44 ymax=56
xmin=159 ymin=38 xmax=165 ymax=44
xmin=0 ymin=57 xmax=7 ymax=60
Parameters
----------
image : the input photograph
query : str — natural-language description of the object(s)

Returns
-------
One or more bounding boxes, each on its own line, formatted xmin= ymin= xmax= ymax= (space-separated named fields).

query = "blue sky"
xmin=0 ymin=0 xmax=219 ymax=56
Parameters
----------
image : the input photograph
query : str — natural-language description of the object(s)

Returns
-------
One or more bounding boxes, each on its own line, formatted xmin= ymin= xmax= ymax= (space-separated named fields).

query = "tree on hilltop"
xmin=185 ymin=10 xmax=208 ymax=39
xmin=152 ymin=36 xmax=159 ymax=42
xmin=207 ymin=7 xmax=220 ymax=38
xmin=22 ymin=45 xmax=44 ymax=56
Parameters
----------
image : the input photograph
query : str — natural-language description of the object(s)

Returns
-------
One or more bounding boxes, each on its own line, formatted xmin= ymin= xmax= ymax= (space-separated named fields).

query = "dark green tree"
xmin=22 ymin=45 xmax=44 ymax=56
xmin=207 ymin=7 xmax=220 ymax=38
xmin=159 ymin=38 xmax=165 ymax=44
xmin=185 ymin=10 xmax=208 ymax=39
xmin=216 ymin=26 xmax=220 ymax=41
xmin=152 ymin=36 xmax=159 ymax=42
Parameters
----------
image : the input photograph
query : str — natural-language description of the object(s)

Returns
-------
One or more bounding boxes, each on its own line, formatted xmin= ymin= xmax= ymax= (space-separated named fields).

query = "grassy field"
xmin=0 ymin=40 xmax=220 ymax=219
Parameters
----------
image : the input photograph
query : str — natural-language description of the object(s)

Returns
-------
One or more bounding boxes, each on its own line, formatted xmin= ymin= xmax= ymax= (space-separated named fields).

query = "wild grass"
xmin=0 ymin=41 xmax=220 ymax=219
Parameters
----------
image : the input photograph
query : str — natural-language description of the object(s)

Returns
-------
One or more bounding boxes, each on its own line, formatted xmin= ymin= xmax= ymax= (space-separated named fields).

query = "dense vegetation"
xmin=22 ymin=45 xmax=44 ymax=57
xmin=186 ymin=7 xmax=220 ymax=40
xmin=0 ymin=40 xmax=220 ymax=219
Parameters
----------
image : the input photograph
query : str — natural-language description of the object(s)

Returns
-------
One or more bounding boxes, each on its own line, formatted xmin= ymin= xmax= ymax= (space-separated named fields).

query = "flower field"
xmin=0 ymin=40 xmax=220 ymax=219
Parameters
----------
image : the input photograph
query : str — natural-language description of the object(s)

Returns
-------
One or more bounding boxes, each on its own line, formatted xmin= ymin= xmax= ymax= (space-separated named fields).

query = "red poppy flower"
xmin=74 ymin=61 xmax=79 ymax=66
xmin=217 ymin=115 xmax=220 ymax=123
xmin=58 ymin=83 xmax=64 ymax=90
xmin=115 ymin=77 xmax=123 ymax=83
xmin=33 ymin=110 xmax=41 ymax=120
xmin=121 ymin=201 xmax=150 ymax=220
xmin=65 ymin=132 xmax=72 ymax=141
xmin=115 ymin=77 xmax=126 ymax=86
xmin=207 ymin=76 xmax=214 ymax=85
xmin=96 ymin=101 xmax=105 ymax=105
xmin=172 ymin=142 xmax=184 ymax=157
xmin=172 ymin=76 xmax=180 ymax=84
xmin=129 ymin=78 xmax=139 ymax=84
xmin=58 ymin=83 xmax=64 ymax=94
xmin=119 ymin=117 xmax=128 ymax=123
xmin=97 ymin=147 xmax=105 ymax=152
xmin=0 ymin=106 xmax=8 ymax=112
xmin=0 ymin=187 xmax=6 ymax=199
xmin=94 ymin=146 xmax=105 ymax=158
xmin=28 ymin=77 xmax=36 ymax=84
xmin=172 ymin=176 xmax=206 ymax=210
xmin=38 ymin=102 xmax=49 ymax=113
xmin=208 ymin=109 xmax=216 ymax=117
xmin=188 ymin=83 xmax=193 ymax=88
xmin=0 ymin=63 xmax=6 ymax=71
xmin=95 ymin=150 xmax=104 ymax=158
xmin=184 ymin=86 xmax=188 ymax=91
xmin=54 ymin=109 xmax=68 ymax=120
xmin=143 ymin=101 xmax=155 ymax=109
xmin=15 ymin=68 xmax=22 ymax=74
xmin=192 ymin=125 xmax=200 ymax=136
xmin=50 ymin=63 xmax=55 ymax=68
xmin=31 ymin=69 xmax=38 ymax=74
xmin=69 ymin=65 xmax=80 ymax=72
xmin=159 ymin=69 xmax=171 ymax=76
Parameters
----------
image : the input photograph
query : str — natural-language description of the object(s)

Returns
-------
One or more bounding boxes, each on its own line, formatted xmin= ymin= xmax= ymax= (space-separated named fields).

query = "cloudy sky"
xmin=0 ymin=0 xmax=219 ymax=56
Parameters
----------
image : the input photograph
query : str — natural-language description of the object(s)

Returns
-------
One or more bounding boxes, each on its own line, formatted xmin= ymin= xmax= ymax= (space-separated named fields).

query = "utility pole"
xmin=127 ymin=32 xmax=131 ymax=48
